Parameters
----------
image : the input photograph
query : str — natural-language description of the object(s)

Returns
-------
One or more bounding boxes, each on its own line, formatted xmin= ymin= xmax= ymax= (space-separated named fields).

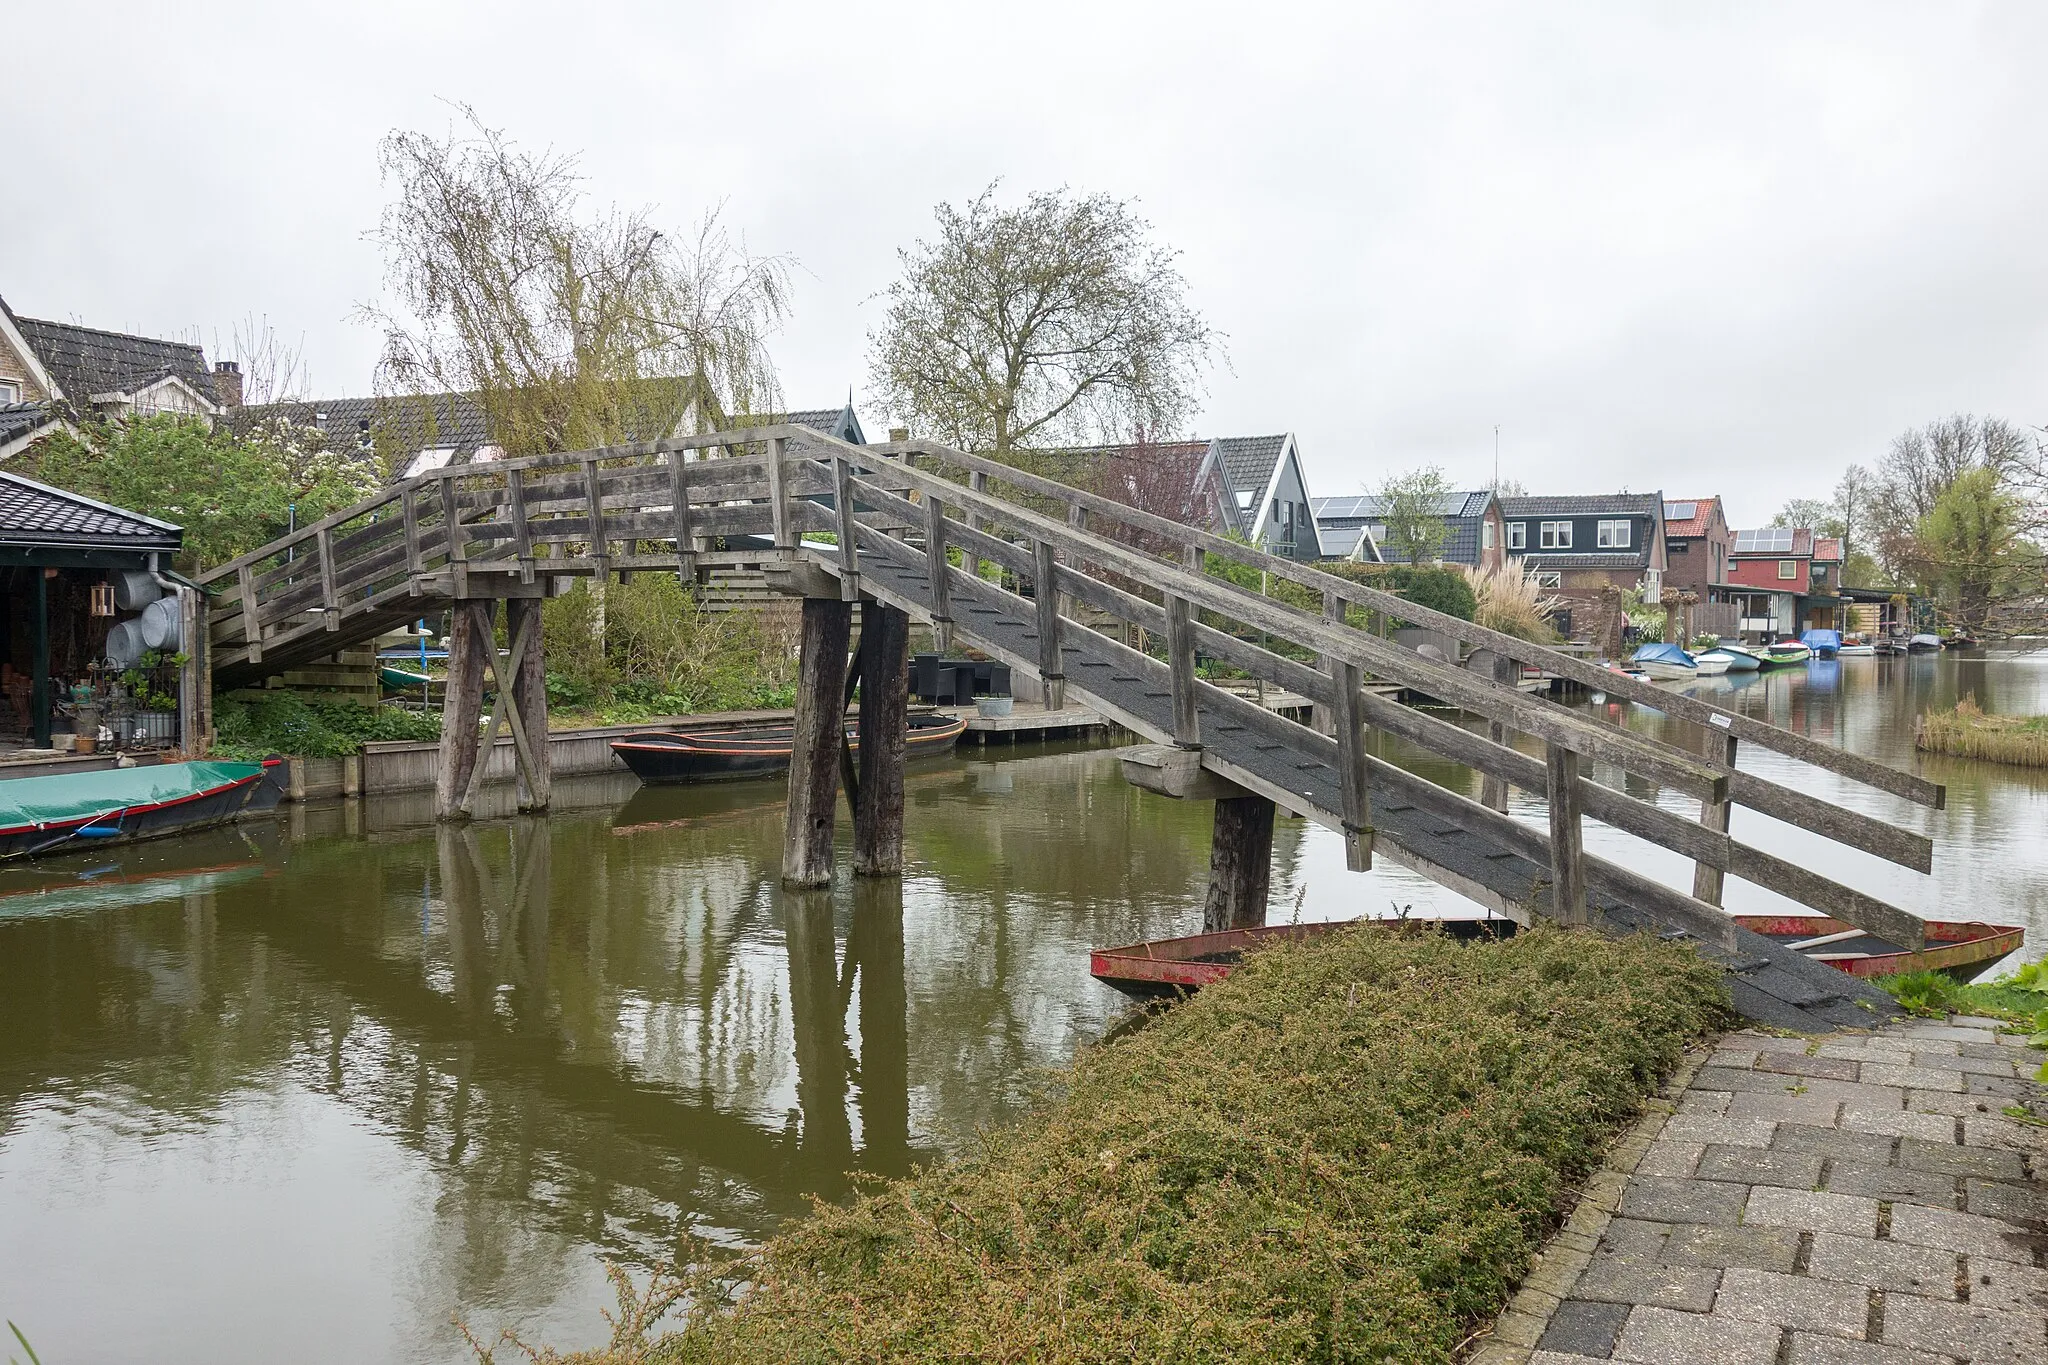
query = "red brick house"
xmin=1660 ymin=496 xmax=1733 ymax=601
xmin=1721 ymin=528 xmax=1848 ymax=639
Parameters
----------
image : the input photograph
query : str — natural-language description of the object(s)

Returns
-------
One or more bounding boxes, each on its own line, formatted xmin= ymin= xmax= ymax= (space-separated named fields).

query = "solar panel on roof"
xmin=1734 ymin=528 xmax=1795 ymax=554
xmin=1665 ymin=501 xmax=1697 ymax=522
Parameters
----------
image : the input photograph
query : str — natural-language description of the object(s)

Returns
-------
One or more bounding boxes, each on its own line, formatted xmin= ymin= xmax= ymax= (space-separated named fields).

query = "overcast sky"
xmin=6 ymin=2 xmax=2043 ymax=526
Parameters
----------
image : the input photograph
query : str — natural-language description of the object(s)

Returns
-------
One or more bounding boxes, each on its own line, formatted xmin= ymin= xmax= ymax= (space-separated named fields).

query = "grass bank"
xmin=1916 ymin=695 xmax=2048 ymax=767
xmin=543 ymin=925 xmax=1727 ymax=1365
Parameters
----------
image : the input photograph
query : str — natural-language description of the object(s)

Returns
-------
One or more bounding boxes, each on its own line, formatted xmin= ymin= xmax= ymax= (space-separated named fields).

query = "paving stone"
xmin=1912 ymin=1052 xmax=2022 ymax=1078
xmin=1743 ymin=1185 xmax=1880 ymax=1236
xmin=1531 ymin=1352 xmax=1611 ymax=1365
xmin=1886 ymin=1203 xmax=2038 ymax=1263
xmin=1902 ymin=1090 xmax=1994 ymax=1118
xmin=1880 ymin=1296 xmax=2047 ymax=1364
xmin=1837 ymin=1086 xmax=1909 ymax=1115
xmin=1897 ymin=1138 xmax=2024 ymax=1181
xmin=1618 ymin=1176 xmax=1751 ymax=1226
xmin=1840 ymin=1109 xmax=1959 ymax=1143
xmin=1758 ymin=1052 xmax=1864 ymax=1082
xmin=1612 ymin=1304 xmax=1780 ymax=1365
xmin=1634 ymin=1139 xmax=1703 ymax=1178
xmin=1969 ymin=1258 xmax=2048 ymax=1315
xmin=1806 ymin=1231 xmax=1957 ymax=1297
xmin=1775 ymin=1123 xmax=1898 ymax=1166
xmin=1697 ymin=1145 xmax=1824 ymax=1190
xmin=1860 ymin=1064 xmax=1967 ymax=1094
xmin=1726 ymin=1090 xmax=1844 ymax=1126
xmin=1661 ymin=1221 xmax=1803 ymax=1273
xmin=1711 ymin=1048 xmax=1763 ymax=1069
xmin=1598 ymin=1218 xmax=1674 ymax=1256
xmin=1818 ymin=1041 xmax=1920 ymax=1063
xmin=1698 ymin=1064 xmax=1823 ymax=1095
xmin=1740 ymin=1031 xmax=1824 ymax=1055
xmin=1822 ymin=1160 xmax=1958 ymax=1207
xmin=1962 ymin=1177 xmax=2048 ymax=1224
xmin=1787 ymin=1330 xmax=1959 ymax=1364
xmin=1964 ymin=1072 xmax=2032 ymax=1098
xmin=1537 ymin=1299 xmax=1631 ymax=1358
xmin=1679 ymin=1089 xmax=1733 ymax=1117
xmin=1894 ymin=1024 xmax=1995 ymax=1045
xmin=1662 ymin=1114 xmax=1778 ymax=1148
xmin=1961 ymin=1115 xmax=2048 ymax=1154
xmin=1716 ymin=1266 xmax=1869 ymax=1337
xmin=1573 ymin=1254 xmax=1721 ymax=1311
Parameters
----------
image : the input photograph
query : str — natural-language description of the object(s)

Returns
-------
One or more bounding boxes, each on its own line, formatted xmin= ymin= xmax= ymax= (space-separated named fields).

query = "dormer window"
xmin=0 ymin=380 xmax=19 ymax=405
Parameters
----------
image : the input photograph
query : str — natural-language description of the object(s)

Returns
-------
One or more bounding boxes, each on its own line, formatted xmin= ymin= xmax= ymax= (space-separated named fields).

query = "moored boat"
xmin=1631 ymin=642 xmax=1698 ymax=680
xmin=1757 ymin=639 xmax=1812 ymax=667
xmin=1733 ymin=915 xmax=2024 ymax=983
xmin=1692 ymin=654 xmax=1731 ymax=676
xmin=611 ymin=711 xmax=968 ymax=784
xmin=0 ymin=759 xmax=284 ymax=862
xmin=1800 ymin=628 xmax=1842 ymax=659
xmin=1698 ymin=643 xmax=1761 ymax=671
xmin=1908 ymin=633 xmax=1941 ymax=652
xmin=1836 ymin=636 xmax=1875 ymax=657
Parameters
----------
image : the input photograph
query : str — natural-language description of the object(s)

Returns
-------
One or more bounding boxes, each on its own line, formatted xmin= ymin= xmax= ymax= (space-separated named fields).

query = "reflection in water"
xmin=4 ymin=655 xmax=2046 ymax=1361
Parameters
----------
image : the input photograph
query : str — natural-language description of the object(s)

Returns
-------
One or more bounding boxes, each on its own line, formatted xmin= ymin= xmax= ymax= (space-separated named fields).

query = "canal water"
xmin=2 ymin=650 xmax=2043 ymax=1362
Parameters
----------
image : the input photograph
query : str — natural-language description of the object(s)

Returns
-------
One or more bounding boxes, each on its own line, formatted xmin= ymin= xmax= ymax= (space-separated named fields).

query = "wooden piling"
xmin=855 ymin=602 xmax=910 ymax=877
xmin=434 ymin=600 xmax=495 ymax=820
xmin=1470 ymin=649 xmax=1517 ymax=812
xmin=784 ymin=597 xmax=854 ymax=887
xmin=506 ymin=595 xmax=551 ymax=811
xmin=1692 ymin=730 xmax=1738 ymax=905
xmin=1546 ymin=742 xmax=1588 ymax=924
xmin=1203 ymin=794 xmax=1276 ymax=932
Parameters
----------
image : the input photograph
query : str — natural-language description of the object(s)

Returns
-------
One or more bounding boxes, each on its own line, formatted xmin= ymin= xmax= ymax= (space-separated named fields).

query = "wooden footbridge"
xmin=198 ymin=425 xmax=1951 ymax=1029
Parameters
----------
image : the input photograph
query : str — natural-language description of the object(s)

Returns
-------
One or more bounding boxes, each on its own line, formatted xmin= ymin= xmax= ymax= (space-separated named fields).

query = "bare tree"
xmin=1869 ymin=415 xmax=2032 ymax=578
xmin=361 ymin=106 xmax=791 ymax=461
xmin=207 ymin=314 xmax=313 ymax=406
xmin=867 ymin=184 xmax=1218 ymax=459
xmin=1081 ymin=435 xmax=1213 ymax=559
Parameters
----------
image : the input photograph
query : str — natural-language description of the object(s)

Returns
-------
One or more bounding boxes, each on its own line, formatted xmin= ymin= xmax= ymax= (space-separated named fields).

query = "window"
xmin=1778 ymin=559 xmax=1797 ymax=580
xmin=1811 ymin=563 xmax=1828 ymax=582
xmin=1507 ymin=521 xmax=1526 ymax=550
xmin=1533 ymin=571 xmax=1562 ymax=589
xmin=1596 ymin=519 xmax=1631 ymax=548
xmin=1483 ymin=521 xmax=1496 ymax=550
xmin=0 ymin=380 xmax=18 ymax=404
xmin=1539 ymin=521 xmax=1573 ymax=549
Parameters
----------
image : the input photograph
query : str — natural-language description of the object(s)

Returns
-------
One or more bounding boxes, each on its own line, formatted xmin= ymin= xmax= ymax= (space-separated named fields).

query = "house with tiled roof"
xmin=1722 ymin=526 xmax=1848 ymax=638
xmin=1312 ymin=490 xmax=1503 ymax=568
xmin=1500 ymin=494 xmax=1667 ymax=644
xmin=1660 ymin=496 xmax=1733 ymax=602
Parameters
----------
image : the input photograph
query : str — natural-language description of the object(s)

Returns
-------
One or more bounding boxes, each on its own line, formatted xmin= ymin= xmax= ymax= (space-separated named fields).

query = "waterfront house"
xmin=1720 ymin=528 xmax=1848 ymax=639
xmin=1311 ymin=490 xmax=1502 ymax=568
xmin=0 ymin=294 xmax=237 ymax=457
xmin=1499 ymin=494 xmax=1667 ymax=642
xmin=1660 ymin=496 xmax=1733 ymax=600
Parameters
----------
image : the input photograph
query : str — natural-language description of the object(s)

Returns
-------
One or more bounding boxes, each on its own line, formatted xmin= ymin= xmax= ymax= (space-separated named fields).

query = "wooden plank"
xmin=582 ymin=458 xmax=609 ymax=568
xmin=783 ymin=598 xmax=853 ymax=887
xmin=923 ymin=493 xmax=952 ymax=651
xmin=400 ymin=485 xmax=423 ymax=594
xmin=667 ymin=443 xmax=698 ymax=577
xmin=1203 ymin=795 xmax=1275 ymax=932
xmin=1034 ymin=538 xmax=1064 ymax=710
xmin=1327 ymin=657 xmax=1373 ymax=872
xmin=506 ymin=596 xmax=550 ymax=812
xmin=1164 ymin=593 xmax=1199 ymax=747
xmin=236 ymin=564 xmax=263 ymax=663
xmin=854 ymin=603 xmax=909 ymax=877
xmin=767 ymin=435 xmax=791 ymax=548
xmin=438 ymin=474 xmax=468 ymax=598
xmin=315 ymin=525 xmax=340 ymax=630
xmin=1546 ymin=742 xmax=1587 ymax=925
xmin=1694 ymin=732 xmax=1738 ymax=905
xmin=508 ymin=466 xmax=534 ymax=584
xmin=833 ymin=456 xmax=860 ymax=601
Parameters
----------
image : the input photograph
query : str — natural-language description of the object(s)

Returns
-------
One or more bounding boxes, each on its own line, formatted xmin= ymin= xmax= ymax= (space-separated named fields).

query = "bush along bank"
xmin=212 ymin=689 xmax=442 ymax=759
xmin=565 ymin=924 xmax=1729 ymax=1365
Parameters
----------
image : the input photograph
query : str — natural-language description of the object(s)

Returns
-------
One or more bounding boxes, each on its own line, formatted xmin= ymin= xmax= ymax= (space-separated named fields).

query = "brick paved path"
xmin=1475 ymin=1017 xmax=2048 ymax=1365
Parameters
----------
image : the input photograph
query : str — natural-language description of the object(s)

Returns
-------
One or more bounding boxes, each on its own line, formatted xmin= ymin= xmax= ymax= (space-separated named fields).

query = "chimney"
xmin=888 ymin=425 xmax=909 ymax=443
xmin=212 ymin=360 xmax=243 ymax=408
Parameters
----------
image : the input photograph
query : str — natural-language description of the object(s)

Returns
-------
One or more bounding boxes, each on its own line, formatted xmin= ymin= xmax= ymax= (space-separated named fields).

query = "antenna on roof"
xmin=1493 ymin=425 xmax=1499 ymax=489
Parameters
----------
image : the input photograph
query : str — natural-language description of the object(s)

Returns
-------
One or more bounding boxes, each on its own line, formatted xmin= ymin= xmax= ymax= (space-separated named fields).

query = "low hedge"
xmin=591 ymin=925 xmax=1726 ymax=1364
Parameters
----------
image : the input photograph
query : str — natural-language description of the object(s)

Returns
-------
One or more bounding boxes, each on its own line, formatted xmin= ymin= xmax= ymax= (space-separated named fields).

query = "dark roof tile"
xmin=15 ymin=317 xmax=215 ymax=407
xmin=1502 ymin=493 xmax=1663 ymax=517
xmin=0 ymin=470 xmax=181 ymax=548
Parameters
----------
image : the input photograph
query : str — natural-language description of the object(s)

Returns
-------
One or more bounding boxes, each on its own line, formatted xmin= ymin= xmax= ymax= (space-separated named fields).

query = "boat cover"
xmin=0 ymin=761 xmax=264 ymax=833
xmin=1801 ymin=629 xmax=1842 ymax=650
xmin=1631 ymin=642 xmax=1696 ymax=667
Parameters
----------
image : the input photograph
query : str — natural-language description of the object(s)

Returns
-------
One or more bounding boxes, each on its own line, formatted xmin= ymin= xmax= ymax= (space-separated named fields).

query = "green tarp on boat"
xmin=0 ymin=761 xmax=266 ymax=833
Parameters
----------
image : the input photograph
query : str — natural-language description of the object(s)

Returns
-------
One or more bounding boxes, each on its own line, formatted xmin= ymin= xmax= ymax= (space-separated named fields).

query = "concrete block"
xmin=1886 ymin=1204 xmax=2038 ymax=1264
xmin=1896 ymin=1139 xmax=2025 ymax=1181
xmin=1756 ymin=1052 xmax=1864 ymax=1082
xmin=1634 ymin=1139 xmax=1704 ymax=1178
xmin=1660 ymin=1222 xmax=1802 ymax=1273
xmin=1696 ymin=1145 xmax=1825 ymax=1190
xmin=1859 ymin=1065 xmax=1966 ymax=1094
xmin=1821 ymin=1160 xmax=1959 ymax=1207
xmin=1612 ymin=1305 xmax=1780 ymax=1365
xmin=1880 ymin=1296 xmax=2046 ymax=1364
xmin=1772 ymin=1123 xmax=1897 ymax=1166
xmin=1618 ymin=1176 xmax=1750 ymax=1227
xmin=1573 ymin=1255 xmax=1721 ymax=1312
xmin=1962 ymin=1176 xmax=2048 ymax=1224
xmin=1968 ymin=1258 xmax=2048 ymax=1316
xmin=1537 ymin=1298 xmax=1630 ymax=1357
xmin=1806 ymin=1231 xmax=1957 ymax=1298
xmin=1840 ymin=1109 xmax=1959 ymax=1143
xmin=1663 ymin=1114 xmax=1778 ymax=1148
xmin=1785 ymin=1331 xmax=1960 ymax=1364
xmin=1715 ymin=1266 xmax=1869 ymax=1337
xmin=1726 ymin=1090 xmax=1844 ymax=1127
xmin=1742 ymin=1185 xmax=1880 ymax=1237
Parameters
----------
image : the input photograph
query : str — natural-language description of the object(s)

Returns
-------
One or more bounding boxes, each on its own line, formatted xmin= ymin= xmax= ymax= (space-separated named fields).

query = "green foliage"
xmin=541 ymin=576 xmax=800 ymax=719
xmin=213 ymin=690 xmax=441 ymax=758
xmin=20 ymin=414 xmax=377 ymax=570
xmin=1374 ymin=466 xmax=1455 ymax=565
xmin=1915 ymin=695 xmax=2048 ymax=767
xmin=565 ymin=926 xmax=1726 ymax=1365
xmin=9 ymin=1320 xmax=43 ymax=1365
xmin=1317 ymin=560 xmax=1477 ymax=626
xmin=1468 ymin=562 xmax=1560 ymax=643
xmin=1911 ymin=466 xmax=2036 ymax=629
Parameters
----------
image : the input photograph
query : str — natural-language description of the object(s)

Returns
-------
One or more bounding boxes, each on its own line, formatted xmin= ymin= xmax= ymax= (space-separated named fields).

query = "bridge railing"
xmin=785 ymin=431 xmax=1936 ymax=948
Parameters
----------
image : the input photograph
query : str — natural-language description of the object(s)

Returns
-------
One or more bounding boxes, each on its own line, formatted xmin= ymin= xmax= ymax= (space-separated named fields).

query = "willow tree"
xmin=364 ymin=107 xmax=791 ymax=462
xmin=867 ymin=184 xmax=1217 ymax=460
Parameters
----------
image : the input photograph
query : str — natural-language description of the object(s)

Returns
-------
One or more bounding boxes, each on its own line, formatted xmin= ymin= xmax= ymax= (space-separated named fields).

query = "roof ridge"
xmin=17 ymin=315 xmax=207 ymax=352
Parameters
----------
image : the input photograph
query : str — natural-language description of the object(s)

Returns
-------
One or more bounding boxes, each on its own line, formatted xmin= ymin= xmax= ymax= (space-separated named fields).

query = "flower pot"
xmin=975 ymin=696 xmax=1013 ymax=719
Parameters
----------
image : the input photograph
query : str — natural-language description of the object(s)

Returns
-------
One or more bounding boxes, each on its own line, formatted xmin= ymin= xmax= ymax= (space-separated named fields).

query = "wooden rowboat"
xmin=0 ymin=759 xmax=285 ymax=862
xmin=1089 ymin=913 xmax=2024 ymax=997
xmin=610 ymin=711 xmax=967 ymax=785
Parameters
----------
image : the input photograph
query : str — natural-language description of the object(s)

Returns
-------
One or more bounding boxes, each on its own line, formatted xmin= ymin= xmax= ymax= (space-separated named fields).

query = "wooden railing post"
xmin=582 ymin=457 xmax=610 ymax=578
xmin=667 ymin=443 xmax=698 ymax=580
xmin=1469 ymin=648 xmax=1516 ymax=812
xmin=923 ymin=493 xmax=952 ymax=652
xmin=1693 ymin=729 xmax=1738 ymax=905
xmin=767 ymin=435 xmax=791 ymax=548
xmin=1317 ymin=589 xmax=1345 ymax=736
xmin=1165 ymin=593 xmax=1200 ymax=747
xmin=1034 ymin=538 xmax=1064 ymax=709
xmin=508 ymin=466 xmax=534 ymax=584
xmin=315 ymin=525 xmax=340 ymax=630
xmin=1546 ymin=742 xmax=1588 ymax=924
xmin=400 ymin=485 xmax=423 ymax=596
xmin=236 ymin=563 xmax=262 ymax=662
xmin=438 ymin=474 xmax=468 ymax=597
xmin=833 ymin=456 xmax=861 ymax=601
xmin=1327 ymin=657 xmax=1374 ymax=871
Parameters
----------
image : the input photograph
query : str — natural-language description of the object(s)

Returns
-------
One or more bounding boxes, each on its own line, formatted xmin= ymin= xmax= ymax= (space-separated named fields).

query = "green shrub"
xmin=557 ymin=925 xmax=1726 ymax=1365
xmin=1316 ymin=560 xmax=1477 ymax=627
xmin=542 ymin=576 xmax=801 ymax=718
xmin=213 ymin=690 xmax=441 ymax=758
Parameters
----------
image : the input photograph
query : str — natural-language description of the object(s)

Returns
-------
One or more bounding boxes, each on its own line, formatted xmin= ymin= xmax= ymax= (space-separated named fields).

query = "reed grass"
xmin=513 ymin=925 xmax=1726 ymax=1365
xmin=1465 ymin=562 xmax=1562 ymax=643
xmin=1915 ymin=695 xmax=2048 ymax=767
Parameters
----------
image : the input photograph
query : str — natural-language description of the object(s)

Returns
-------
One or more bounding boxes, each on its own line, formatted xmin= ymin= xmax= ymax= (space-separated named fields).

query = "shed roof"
xmin=0 ymin=469 xmax=181 ymax=550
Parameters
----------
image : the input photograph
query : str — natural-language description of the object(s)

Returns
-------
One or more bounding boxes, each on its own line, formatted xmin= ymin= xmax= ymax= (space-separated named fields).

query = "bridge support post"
xmin=1204 ymin=794 xmax=1275 ymax=931
xmin=507 ymin=596 xmax=551 ymax=812
xmin=1692 ymin=732 xmax=1738 ymax=905
xmin=855 ymin=602 xmax=909 ymax=877
xmin=435 ymin=600 xmax=494 ymax=820
xmin=784 ymin=597 xmax=854 ymax=887
xmin=1546 ymin=742 xmax=1588 ymax=924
